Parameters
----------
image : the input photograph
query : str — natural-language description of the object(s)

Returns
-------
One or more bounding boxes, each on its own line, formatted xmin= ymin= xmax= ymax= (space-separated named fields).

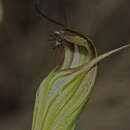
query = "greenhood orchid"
xmin=32 ymin=29 xmax=130 ymax=130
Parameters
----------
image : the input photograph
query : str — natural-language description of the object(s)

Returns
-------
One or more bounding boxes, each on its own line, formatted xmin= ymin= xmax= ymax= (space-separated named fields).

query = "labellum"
xmin=32 ymin=29 xmax=130 ymax=130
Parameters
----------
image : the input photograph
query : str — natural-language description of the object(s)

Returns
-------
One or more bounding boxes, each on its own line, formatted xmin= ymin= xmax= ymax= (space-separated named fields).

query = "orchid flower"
xmin=32 ymin=29 xmax=130 ymax=130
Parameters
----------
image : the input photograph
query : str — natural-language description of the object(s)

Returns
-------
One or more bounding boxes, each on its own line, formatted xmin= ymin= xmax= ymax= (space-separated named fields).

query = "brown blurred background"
xmin=0 ymin=0 xmax=130 ymax=130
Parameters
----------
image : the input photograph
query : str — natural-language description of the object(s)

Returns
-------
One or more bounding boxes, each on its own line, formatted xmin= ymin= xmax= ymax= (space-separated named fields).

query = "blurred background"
xmin=0 ymin=0 xmax=130 ymax=130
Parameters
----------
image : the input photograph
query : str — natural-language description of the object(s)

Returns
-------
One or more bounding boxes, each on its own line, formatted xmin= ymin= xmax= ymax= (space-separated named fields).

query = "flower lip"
xmin=53 ymin=31 xmax=65 ymax=46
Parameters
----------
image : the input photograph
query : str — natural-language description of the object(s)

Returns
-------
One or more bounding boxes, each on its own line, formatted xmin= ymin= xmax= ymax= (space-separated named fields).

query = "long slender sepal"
xmin=70 ymin=44 xmax=130 ymax=75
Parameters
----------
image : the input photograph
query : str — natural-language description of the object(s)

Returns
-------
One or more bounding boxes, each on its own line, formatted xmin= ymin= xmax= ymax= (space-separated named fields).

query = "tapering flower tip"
xmin=32 ymin=28 xmax=130 ymax=130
